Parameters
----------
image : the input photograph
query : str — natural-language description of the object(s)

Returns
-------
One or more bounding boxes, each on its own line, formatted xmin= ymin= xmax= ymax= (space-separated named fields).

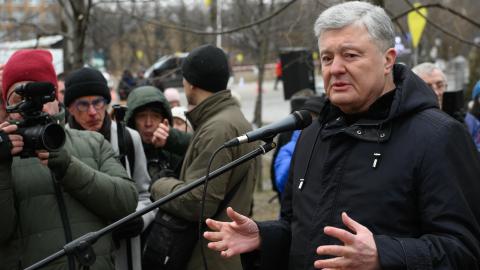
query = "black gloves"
xmin=157 ymin=168 xmax=177 ymax=179
xmin=0 ymin=131 xmax=12 ymax=161
xmin=112 ymin=217 xmax=144 ymax=241
xmin=47 ymin=147 xmax=71 ymax=180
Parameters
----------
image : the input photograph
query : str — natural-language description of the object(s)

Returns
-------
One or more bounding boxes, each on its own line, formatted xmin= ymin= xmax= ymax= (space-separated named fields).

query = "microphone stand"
xmin=25 ymin=141 xmax=276 ymax=270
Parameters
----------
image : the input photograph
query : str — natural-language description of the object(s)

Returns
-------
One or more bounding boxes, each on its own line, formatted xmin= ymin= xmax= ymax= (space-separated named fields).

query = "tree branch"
xmin=398 ymin=0 xmax=480 ymax=48
xmin=106 ymin=0 xmax=298 ymax=36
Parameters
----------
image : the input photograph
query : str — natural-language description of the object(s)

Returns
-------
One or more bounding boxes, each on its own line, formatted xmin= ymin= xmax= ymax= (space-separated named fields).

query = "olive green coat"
xmin=0 ymin=128 xmax=138 ymax=270
xmin=151 ymin=90 xmax=258 ymax=270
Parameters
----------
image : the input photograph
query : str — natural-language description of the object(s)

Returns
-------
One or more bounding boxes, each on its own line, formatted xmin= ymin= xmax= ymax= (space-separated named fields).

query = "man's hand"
xmin=204 ymin=207 xmax=261 ymax=258
xmin=151 ymin=119 xmax=169 ymax=148
xmin=0 ymin=122 xmax=23 ymax=157
xmin=37 ymin=147 xmax=71 ymax=180
xmin=314 ymin=212 xmax=380 ymax=270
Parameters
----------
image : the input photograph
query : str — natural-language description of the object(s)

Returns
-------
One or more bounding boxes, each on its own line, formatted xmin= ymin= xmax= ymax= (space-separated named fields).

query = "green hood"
xmin=125 ymin=86 xmax=173 ymax=128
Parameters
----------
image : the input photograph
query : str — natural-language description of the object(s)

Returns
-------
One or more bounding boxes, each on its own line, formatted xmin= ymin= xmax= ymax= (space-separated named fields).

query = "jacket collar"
xmin=186 ymin=90 xmax=237 ymax=130
xmin=320 ymin=64 xmax=438 ymax=142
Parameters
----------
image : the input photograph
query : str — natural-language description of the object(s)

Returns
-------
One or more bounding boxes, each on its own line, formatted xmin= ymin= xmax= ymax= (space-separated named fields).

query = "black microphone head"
xmin=292 ymin=110 xmax=312 ymax=129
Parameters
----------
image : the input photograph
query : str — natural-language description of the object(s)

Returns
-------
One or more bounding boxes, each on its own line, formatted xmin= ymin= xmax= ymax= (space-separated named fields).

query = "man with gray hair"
xmin=204 ymin=1 xmax=480 ymax=270
xmin=412 ymin=62 xmax=447 ymax=109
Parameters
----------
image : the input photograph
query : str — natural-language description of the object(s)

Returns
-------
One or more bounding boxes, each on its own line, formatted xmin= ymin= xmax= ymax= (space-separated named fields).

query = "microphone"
xmin=224 ymin=110 xmax=312 ymax=148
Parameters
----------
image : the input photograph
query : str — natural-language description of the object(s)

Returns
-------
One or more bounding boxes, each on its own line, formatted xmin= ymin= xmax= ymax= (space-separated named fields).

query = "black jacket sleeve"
xmin=375 ymin=120 xmax=480 ymax=270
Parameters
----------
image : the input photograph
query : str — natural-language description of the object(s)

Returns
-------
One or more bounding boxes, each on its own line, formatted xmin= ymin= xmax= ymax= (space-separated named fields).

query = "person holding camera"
xmin=0 ymin=50 xmax=138 ymax=270
xmin=64 ymin=67 xmax=153 ymax=270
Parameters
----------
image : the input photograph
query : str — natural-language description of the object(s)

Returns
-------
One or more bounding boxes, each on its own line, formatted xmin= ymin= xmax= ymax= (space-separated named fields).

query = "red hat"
xmin=2 ymin=49 xmax=58 ymax=104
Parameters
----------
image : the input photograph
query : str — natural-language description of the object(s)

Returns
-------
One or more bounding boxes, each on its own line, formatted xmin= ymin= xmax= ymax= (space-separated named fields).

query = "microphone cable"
xmin=198 ymin=144 xmax=226 ymax=270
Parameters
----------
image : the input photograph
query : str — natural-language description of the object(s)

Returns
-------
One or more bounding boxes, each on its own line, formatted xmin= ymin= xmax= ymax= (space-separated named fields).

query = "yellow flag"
xmin=236 ymin=53 xmax=244 ymax=64
xmin=136 ymin=50 xmax=144 ymax=60
xmin=407 ymin=3 xmax=428 ymax=49
xmin=204 ymin=0 xmax=212 ymax=7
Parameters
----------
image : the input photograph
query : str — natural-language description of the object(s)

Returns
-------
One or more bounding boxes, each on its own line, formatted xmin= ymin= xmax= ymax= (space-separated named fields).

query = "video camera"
xmin=6 ymin=82 xmax=66 ymax=158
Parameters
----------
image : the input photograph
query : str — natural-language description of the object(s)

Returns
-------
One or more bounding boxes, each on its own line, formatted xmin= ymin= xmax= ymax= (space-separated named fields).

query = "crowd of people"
xmin=1 ymin=1 xmax=480 ymax=270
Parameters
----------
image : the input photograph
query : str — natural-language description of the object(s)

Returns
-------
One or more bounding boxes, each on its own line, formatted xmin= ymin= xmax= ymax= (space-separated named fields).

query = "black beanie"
xmin=64 ymin=67 xmax=111 ymax=107
xmin=182 ymin=44 xmax=230 ymax=92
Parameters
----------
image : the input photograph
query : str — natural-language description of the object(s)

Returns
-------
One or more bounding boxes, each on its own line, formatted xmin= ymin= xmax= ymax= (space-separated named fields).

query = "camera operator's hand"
xmin=37 ymin=147 xmax=71 ymax=180
xmin=151 ymin=119 xmax=169 ymax=148
xmin=0 ymin=122 xmax=23 ymax=159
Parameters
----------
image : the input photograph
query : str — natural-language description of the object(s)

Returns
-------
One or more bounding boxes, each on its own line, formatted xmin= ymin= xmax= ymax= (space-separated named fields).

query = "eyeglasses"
xmin=6 ymin=90 xmax=23 ymax=107
xmin=427 ymin=81 xmax=447 ymax=91
xmin=74 ymin=98 xmax=107 ymax=112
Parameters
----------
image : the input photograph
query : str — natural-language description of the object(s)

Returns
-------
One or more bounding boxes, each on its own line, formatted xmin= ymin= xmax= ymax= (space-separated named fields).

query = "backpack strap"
xmin=124 ymin=129 xmax=136 ymax=177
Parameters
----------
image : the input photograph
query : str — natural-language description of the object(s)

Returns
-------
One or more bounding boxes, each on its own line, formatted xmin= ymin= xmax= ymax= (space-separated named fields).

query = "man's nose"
xmin=145 ymin=115 xmax=153 ymax=126
xmin=87 ymin=104 xmax=98 ymax=115
xmin=330 ymin=57 xmax=346 ymax=75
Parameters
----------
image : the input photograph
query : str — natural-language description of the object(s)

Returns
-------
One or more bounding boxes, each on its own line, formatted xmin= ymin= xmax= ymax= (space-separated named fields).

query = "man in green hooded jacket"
xmin=125 ymin=85 xmax=187 ymax=182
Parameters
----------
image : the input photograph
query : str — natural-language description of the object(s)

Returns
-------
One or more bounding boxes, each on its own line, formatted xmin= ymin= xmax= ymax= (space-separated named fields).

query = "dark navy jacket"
xmin=250 ymin=64 xmax=480 ymax=270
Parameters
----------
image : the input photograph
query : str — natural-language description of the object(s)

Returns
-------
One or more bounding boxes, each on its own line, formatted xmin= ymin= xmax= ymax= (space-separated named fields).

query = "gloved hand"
xmin=47 ymin=147 xmax=71 ymax=180
xmin=112 ymin=217 xmax=144 ymax=241
xmin=0 ymin=122 xmax=22 ymax=160
xmin=149 ymin=168 xmax=177 ymax=190
xmin=158 ymin=168 xmax=177 ymax=179
xmin=0 ymin=131 xmax=12 ymax=161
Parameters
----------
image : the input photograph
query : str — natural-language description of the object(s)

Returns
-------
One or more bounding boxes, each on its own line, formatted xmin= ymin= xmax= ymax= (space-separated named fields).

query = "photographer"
xmin=0 ymin=49 xmax=138 ymax=270
xmin=64 ymin=67 xmax=154 ymax=270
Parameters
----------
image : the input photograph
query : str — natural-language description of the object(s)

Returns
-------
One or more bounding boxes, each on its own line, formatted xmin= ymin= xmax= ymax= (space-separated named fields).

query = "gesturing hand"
xmin=204 ymin=207 xmax=261 ymax=258
xmin=151 ymin=119 xmax=169 ymax=148
xmin=314 ymin=212 xmax=380 ymax=270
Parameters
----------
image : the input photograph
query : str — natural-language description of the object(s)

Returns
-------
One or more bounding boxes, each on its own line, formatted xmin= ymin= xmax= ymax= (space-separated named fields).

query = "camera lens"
xmin=42 ymin=123 xmax=66 ymax=151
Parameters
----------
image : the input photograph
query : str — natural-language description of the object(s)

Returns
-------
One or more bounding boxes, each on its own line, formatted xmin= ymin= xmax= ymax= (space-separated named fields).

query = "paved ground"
xmin=177 ymin=78 xmax=292 ymax=125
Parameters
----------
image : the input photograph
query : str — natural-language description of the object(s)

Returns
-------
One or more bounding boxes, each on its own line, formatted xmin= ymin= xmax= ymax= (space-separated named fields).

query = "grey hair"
xmin=412 ymin=62 xmax=447 ymax=80
xmin=314 ymin=1 xmax=395 ymax=52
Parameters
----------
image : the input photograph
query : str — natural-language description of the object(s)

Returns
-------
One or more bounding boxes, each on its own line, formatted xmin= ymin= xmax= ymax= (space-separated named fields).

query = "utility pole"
xmin=216 ymin=0 xmax=222 ymax=48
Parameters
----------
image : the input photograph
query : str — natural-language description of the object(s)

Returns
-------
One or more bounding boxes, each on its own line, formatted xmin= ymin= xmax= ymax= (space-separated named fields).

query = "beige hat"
xmin=171 ymin=106 xmax=192 ymax=129
xmin=164 ymin=88 xmax=180 ymax=103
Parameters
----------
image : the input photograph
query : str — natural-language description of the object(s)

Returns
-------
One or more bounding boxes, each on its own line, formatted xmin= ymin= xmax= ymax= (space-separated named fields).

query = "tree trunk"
xmin=253 ymin=0 xmax=275 ymax=191
xmin=60 ymin=0 xmax=91 ymax=71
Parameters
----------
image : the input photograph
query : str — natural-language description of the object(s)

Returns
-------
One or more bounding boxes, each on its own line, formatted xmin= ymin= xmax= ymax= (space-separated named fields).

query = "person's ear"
xmin=384 ymin=48 xmax=397 ymax=75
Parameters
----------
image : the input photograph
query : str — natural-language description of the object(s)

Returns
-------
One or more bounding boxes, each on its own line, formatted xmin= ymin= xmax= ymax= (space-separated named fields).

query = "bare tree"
xmin=57 ymin=0 xmax=93 ymax=71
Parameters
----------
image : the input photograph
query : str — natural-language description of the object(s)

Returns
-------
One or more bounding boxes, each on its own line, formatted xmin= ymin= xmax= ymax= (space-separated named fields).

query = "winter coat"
xmin=0 ymin=127 xmax=138 ymax=270
xmin=151 ymin=90 xmax=258 ymax=270
xmin=274 ymin=130 xmax=301 ymax=195
xmin=252 ymin=64 xmax=480 ymax=270
xmin=125 ymin=86 xmax=188 ymax=180
xmin=465 ymin=112 xmax=480 ymax=151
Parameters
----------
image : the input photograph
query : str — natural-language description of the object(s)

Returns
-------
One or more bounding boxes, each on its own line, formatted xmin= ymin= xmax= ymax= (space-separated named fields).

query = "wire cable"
xmin=198 ymin=144 xmax=226 ymax=270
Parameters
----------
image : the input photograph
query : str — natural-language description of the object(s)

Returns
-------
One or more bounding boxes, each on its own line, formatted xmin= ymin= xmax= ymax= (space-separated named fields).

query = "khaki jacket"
xmin=151 ymin=90 xmax=258 ymax=270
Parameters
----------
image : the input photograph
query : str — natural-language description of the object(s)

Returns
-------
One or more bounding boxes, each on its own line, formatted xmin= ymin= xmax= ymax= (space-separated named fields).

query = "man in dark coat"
xmin=203 ymin=1 xmax=480 ymax=270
